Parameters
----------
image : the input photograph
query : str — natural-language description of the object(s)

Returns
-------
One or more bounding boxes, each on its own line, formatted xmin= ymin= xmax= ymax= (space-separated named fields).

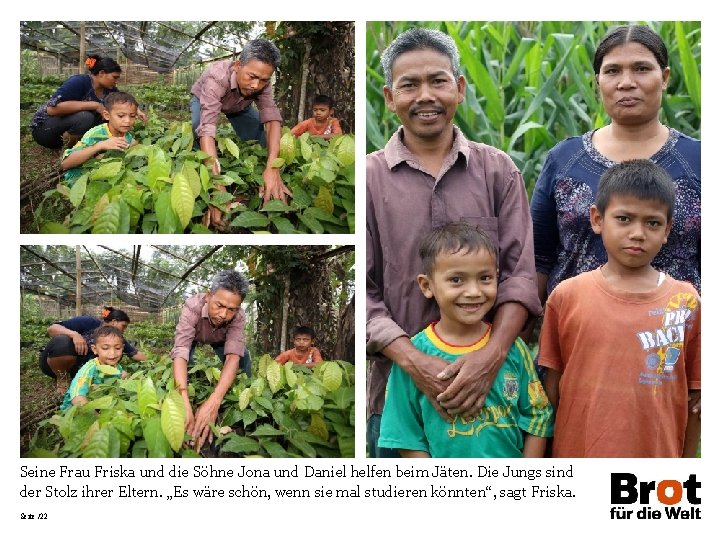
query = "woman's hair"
xmin=86 ymin=54 xmax=122 ymax=75
xmin=419 ymin=222 xmax=497 ymax=276
xmin=93 ymin=324 xmax=124 ymax=342
xmin=101 ymin=306 xmax=130 ymax=323
xmin=593 ymin=25 xmax=668 ymax=74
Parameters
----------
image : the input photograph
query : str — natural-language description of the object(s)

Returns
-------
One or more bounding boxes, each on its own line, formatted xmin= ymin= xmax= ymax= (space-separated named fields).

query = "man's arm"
xmin=261 ymin=120 xmax=291 ymax=204
xmin=191 ymin=353 xmax=240 ymax=450
xmin=523 ymin=435 xmax=546 ymax=458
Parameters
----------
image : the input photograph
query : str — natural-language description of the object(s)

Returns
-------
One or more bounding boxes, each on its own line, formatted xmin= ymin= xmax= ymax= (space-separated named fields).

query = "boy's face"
xmin=312 ymin=104 xmax=332 ymax=123
xmin=417 ymin=247 xmax=497 ymax=331
xmin=102 ymin=102 xmax=138 ymax=136
xmin=590 ymin=194 xmax=671 ymax=270
xmin=91 ymin=335 xmax=124 ymax=366
xmin=293 ymin=334 xmax=313 ymax=353
xmin=205 ymin=288 xmax=243 ymax=327
xmin=384 ymin=48 xmax=465 ymax=144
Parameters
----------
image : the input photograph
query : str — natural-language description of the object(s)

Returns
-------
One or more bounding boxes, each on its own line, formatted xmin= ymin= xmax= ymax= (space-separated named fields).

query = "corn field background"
xmin=366 ymin=21 xmax=701 ymax=196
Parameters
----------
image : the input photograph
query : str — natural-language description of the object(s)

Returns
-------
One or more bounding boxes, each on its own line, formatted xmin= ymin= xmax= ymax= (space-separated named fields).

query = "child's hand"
xmin=121 ymin=371 xmax=129 ymax=380
xmin=99 ymin=137 xmax=130 ymax=151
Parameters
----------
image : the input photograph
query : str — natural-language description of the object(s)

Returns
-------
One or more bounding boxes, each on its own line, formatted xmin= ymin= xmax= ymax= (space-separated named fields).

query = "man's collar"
xmin=230 ymin=62 xmax=239 ymax=92
xmin=383 ymin=125 xmax=471 ymax=171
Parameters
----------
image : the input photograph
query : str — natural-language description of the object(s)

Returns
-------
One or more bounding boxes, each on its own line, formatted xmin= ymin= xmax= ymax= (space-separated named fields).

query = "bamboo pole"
xmin=75 ymin=246 xmax=82 ymax=316
xmin=279 ymin=275 xmax=290 ymax=352
xmin=78 ymin=23 xmax=86 ymax=74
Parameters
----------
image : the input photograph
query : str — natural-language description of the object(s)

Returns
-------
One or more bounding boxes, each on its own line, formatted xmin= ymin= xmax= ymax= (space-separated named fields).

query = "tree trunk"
xmin=297 ymin=40 xmax=312 ymax=124
xmin=334 ymin=294 xmax=355 ymax=363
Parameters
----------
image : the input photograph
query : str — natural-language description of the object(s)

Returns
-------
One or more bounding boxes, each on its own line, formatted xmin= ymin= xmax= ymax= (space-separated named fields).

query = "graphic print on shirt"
xmin=636 ymin=292 xmax=698 ymax=388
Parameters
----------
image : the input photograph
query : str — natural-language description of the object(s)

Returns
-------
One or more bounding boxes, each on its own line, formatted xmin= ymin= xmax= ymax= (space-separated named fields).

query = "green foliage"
xmin=35 ymin=113 xmax=354 ymax=234
xmin=26 ymin=352 xmax=354 ymax=458
xmin=366 ymin=21 xmax=701 ymax=196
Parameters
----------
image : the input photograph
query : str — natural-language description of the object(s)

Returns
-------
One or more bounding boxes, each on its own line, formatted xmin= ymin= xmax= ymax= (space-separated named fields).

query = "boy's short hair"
xmin=94 ymin=325 xmax=124 ymax=342
xmin=104 ymin=91 xmax=138 ymax=110
xmin=595 ymin=159 xmax=676 ymax=218
xmin=420 ymin=222 xmax=497 ymax=276
xmin=312 ymin=94 xmax=334 ymax=108
xmin=292 ymin=325 xmax=316 ymax=339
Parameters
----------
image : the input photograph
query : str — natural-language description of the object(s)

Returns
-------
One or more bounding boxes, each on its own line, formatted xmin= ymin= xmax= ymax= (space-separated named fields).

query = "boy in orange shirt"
xmin=290 ymin=95 xmax=342 ymax=139
xmin=538 ymin=159 xmax=700 ymax=457
xmin=275 ymin=325 xmax=323 ymax=367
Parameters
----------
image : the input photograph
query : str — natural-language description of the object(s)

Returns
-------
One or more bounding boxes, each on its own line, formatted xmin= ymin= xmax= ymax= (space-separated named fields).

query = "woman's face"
xmin=597 ymin=41 xmax=670 ymax=127
xmin=107 ymin=320 xmax=129 ymax=334
xmin=96 ymin=70 xmax=121 ymax=90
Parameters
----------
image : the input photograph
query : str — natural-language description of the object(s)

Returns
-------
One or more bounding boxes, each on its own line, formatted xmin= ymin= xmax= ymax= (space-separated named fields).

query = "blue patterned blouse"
xmin=531 ymin=128 xmax=700 ymax=295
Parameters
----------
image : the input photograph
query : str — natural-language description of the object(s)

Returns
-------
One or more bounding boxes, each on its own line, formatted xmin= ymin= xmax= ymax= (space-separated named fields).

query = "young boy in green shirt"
xmin=379 ymin=222 xmax=553 ymax=457
xmin=61 ymin=326 xmax=128 ymax=411
xmin=61 ymin=91 xmax=138 ymax=182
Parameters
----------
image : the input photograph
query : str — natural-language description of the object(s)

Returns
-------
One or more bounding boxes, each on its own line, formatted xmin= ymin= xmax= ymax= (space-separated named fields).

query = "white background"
xmin=3 ymin=3 xmax=716 ymax=538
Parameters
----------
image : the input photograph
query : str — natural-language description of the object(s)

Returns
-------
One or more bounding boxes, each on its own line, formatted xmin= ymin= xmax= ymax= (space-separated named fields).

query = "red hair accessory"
xmin=101 ymin=307 xmax=112 ymax=318
xmin=85 ymin=57 xmax=97 ymax=69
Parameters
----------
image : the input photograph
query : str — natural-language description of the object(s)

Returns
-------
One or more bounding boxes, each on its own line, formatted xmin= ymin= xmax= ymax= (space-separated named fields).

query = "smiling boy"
xmin=61 ymin=326 xmax=128 ymax=411
xmin=539 ymin=159 xmax=701 ymax=457
xmin=379 ymin=222 xmax=553 ymax=458
xmin=60 ymin=91 xmax=138 ymax=183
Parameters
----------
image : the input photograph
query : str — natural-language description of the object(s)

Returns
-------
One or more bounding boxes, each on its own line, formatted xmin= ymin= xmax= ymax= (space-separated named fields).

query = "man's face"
xmin=205 ymin=289 xmax=243 ymax=327
xmin=384 ymin=48 xmax=465 ymax=144
xmin=234 ymin=59 xmax=274 ymax=98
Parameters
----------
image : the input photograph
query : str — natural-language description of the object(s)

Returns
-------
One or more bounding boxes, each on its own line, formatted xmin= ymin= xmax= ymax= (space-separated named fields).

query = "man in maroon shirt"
xmin=191 ymin=39 xmax=291 ymax=226
xmin=366 ymin=28 xmax=542 ymax=457
xmin=172 ymin=269 xmax=250 ymax=450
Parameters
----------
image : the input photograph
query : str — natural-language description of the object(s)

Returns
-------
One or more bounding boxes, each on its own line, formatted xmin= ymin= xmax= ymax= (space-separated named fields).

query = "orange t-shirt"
xmin=275 ymin=347 xmax=323 ymax=366
xmin=538 ymin=269 xmax=700 ymax=457
xmin=290 ymin=118 xmax=342 ymax=137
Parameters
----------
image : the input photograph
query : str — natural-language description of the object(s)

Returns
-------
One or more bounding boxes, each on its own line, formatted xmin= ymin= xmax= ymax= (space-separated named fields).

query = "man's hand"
xmin=191 ymin=395 xmax=221 ymax=451
xmin=436 ymin=341 xmax=505 ymax=419
xmin=259 ymin=167 xmax=292 ymax=205
xmin=72 ymin=332 xmax=88 ymax=356
xmin=402 ymin=350 xmax=454 ymax=421
xmin=98 ymin=137 xmax=130 ymax=151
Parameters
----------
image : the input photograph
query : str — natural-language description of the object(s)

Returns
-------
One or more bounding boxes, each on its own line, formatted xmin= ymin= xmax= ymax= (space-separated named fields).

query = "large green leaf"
xmin=320 ymin=362 xmax=343 ymax=391
xmin=279 ymin=131 xmax=296 ymax=164
xmin=170 ymin=172 xmax=195 ymax=229
xmin=155 ymin=191 xmax=181 ymax=234
xmin=91 ymin=200 xmax=122 ymax=234
xmin=142 ymin=415 xmax=173 ymax=458
xmin=68 ymin=174 xmax=87 ymax=207
xmin=182 ymin=161 xmax=202 ymax=198
xmin=266 ymin=361 xmax=283 ymax=393
xmin=138 ymin=377 xmax=158 ymax=417
xmin=160 ymin=390 xmax=185 ymax=452
xmin=90 ymin=160 xmax=123 ymax=181
xmin=237 ymin=388 xmax=252 ymax=411
xmin=221 ymin=434 xmax=260 ymax=454
xmin=230 ymin=211 xmax=270 ymax=228
xmin=82 ymin=425 xmax=120 ymax=458
xmin=333 ymin=134 xmax=355 ymax=167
